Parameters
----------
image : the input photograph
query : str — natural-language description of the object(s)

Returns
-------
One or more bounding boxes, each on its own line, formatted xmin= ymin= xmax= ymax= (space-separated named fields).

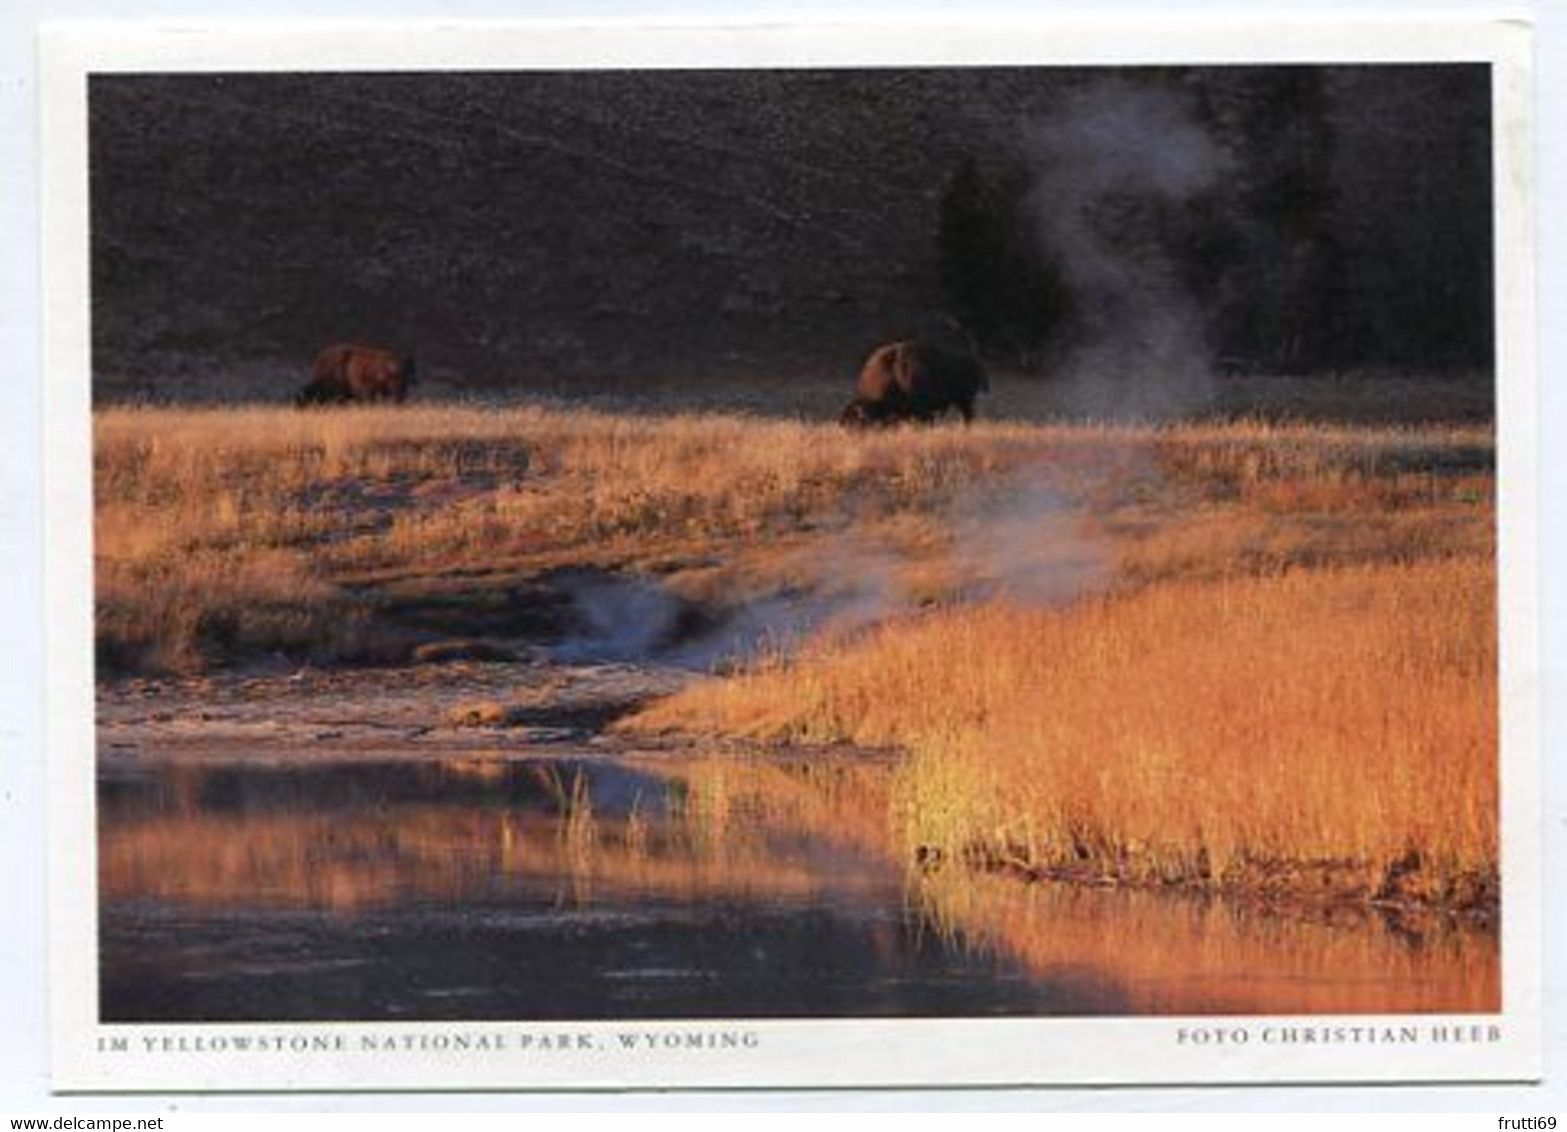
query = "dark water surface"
xmin=98 ymin=755 xmax=1498 ymax=1022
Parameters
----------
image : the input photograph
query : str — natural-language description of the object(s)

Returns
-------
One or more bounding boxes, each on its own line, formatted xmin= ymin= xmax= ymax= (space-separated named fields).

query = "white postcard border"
xmin=41 ymin=15 xmax=1540 ymax=1093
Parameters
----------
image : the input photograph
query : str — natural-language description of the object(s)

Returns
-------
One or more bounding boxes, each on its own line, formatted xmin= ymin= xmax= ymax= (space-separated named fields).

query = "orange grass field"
xmin=94 ymin=401 xmax=1497 ymax=910
xmin=633 ymin=559 xmax=1496 ymax=907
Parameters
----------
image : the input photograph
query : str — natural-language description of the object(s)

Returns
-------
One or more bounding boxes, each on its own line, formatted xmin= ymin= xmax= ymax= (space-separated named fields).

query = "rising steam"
xmin=550 ymin=466 xmax=1112 ymax=672
xmin=1022 ymin=82 xmax=1229 ymax=419
xmin=553 ymin=91 xmax=1223 ymax=668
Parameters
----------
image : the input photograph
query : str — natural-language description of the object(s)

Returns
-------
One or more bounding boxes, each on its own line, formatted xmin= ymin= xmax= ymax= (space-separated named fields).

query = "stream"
xmin=97 ymin=735 xmax=1498 ymax=1022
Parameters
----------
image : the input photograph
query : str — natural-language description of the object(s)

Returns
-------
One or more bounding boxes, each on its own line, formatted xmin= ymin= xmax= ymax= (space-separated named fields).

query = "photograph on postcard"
xmin=45 ymin=18 xmax=1538 ymax=1090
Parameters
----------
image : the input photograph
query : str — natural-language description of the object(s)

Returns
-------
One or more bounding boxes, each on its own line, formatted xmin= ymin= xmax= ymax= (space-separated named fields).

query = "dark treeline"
xmin=89 ymin=65 xmax=1492 ymax=391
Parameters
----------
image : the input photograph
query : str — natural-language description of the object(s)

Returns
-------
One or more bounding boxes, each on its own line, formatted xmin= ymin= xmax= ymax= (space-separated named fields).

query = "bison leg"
xmin=295 ymin=382 xmax=338 ymax=408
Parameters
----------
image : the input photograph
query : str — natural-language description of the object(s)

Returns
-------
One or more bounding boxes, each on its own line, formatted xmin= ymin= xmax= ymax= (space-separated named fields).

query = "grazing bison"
xmin=295 ymin=343 xmax=416 ymax=407
xmin=840 ymin=340 xmax=989 ymax=428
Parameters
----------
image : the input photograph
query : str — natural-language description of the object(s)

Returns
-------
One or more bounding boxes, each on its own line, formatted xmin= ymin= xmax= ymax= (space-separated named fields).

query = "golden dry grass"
xmin=635 ymin=559 xmax=1496 ymax=901
xmin=95 ymin=403 xmax=1075 ymax=670
xmin=612 ymin=413 xmax=1497 ymax=906
xmin=94 ymin=403 xmax=1491 ymax=674
xmin=95 ymin=399 xmax=1497 ymax=911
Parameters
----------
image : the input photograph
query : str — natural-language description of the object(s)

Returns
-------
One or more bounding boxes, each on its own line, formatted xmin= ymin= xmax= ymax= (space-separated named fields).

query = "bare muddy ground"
xmin=97 ymin=656 xmax=703 ymax=766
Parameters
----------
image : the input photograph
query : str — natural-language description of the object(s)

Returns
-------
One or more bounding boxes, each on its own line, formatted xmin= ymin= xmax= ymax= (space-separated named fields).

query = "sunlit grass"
xmin=610 ymin=412 xmax=1496 ymax=908
xmin=94 ymin=403 xmax=1491 ymax=675
xmin=96 ymin=403 xmax=1095 ymax=671
xmin=95 ymin=399 xmax=1497 ymax=912
xmin=631 ymin=558 xmax=1496 ymax=905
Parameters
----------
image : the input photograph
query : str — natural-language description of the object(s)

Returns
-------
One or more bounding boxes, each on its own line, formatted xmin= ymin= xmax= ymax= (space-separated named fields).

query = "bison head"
xmin=839 ymin=401 xmax=875 ymax=430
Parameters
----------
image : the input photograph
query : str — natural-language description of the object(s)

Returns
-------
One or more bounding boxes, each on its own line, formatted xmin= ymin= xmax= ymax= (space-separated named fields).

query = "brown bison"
xmin=840 ymin=340 xmax=989 ymax=428
xmin=295 ymin=343 xmax=416 ymax=407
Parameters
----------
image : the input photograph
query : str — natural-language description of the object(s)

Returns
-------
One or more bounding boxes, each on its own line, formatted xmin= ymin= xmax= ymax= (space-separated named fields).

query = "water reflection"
xmin=99 ymin=757 xmax=894 ymax=912
xmin=911 ymin=868 xmax=1498 ymax=1016
xmin=98 ymin=755 xmax=1498 ymax=1021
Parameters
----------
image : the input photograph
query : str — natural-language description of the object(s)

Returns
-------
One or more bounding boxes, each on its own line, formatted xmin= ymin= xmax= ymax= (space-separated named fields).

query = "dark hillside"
xmin=89 ymin=66 xmax=1492 ymax=402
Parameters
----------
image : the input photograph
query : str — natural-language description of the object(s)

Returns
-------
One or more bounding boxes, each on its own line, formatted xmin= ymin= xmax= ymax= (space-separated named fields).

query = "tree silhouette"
xmin=935 ymin=156 xmax=1070 ymax=369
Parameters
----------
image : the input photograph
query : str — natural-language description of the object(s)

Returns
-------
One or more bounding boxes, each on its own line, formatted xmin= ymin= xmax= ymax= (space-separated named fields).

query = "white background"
xmin=2 ymin=0 xmax=1561 ymax=1114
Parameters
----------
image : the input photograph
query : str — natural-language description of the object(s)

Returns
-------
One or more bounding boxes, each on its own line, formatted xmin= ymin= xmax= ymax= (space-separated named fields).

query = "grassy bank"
xmin=629 ymin=559 xmax=1496 ymax=910
xmin=95 ymin=401 xmax=1497 ymax=913
xmin=94 ymin=403 xmax=1491 ymax=675
xmin=95 ymin=403 xmax=1051 ymax=672
xmin=612 ymin=414 xmax=1498 ymax=912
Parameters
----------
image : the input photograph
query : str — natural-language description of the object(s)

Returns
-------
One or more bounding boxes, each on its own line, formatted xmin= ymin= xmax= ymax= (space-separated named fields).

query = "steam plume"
xmin=1023 ymin=83 xmax=1229 ymax=418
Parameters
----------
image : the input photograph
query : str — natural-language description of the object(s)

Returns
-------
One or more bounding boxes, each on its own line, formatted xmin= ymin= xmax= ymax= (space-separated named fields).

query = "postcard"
xmin=41 ymin=15 xmax=1539 ymax=1092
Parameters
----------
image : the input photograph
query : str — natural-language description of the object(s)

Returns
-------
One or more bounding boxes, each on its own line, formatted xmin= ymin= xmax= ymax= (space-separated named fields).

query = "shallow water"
xmin=97 ymin=754 xmax=1498 ymax=1022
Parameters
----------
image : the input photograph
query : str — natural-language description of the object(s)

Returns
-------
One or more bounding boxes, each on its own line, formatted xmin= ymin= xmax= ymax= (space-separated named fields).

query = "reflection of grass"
xmin=671 ymin=761 xmax=735 ymax=851
xmin=559 ymin=770 xmax=597 ymax=860
xmin=98 ymin=752 xmax=1499 ymax=1014
xmin=99 ymin=759 xmax=895 ymax=913
xmin=623 ymin=796 xmax=651 ymax=860
xmin=908 ymin=866 xmax=1499 ymax=1014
